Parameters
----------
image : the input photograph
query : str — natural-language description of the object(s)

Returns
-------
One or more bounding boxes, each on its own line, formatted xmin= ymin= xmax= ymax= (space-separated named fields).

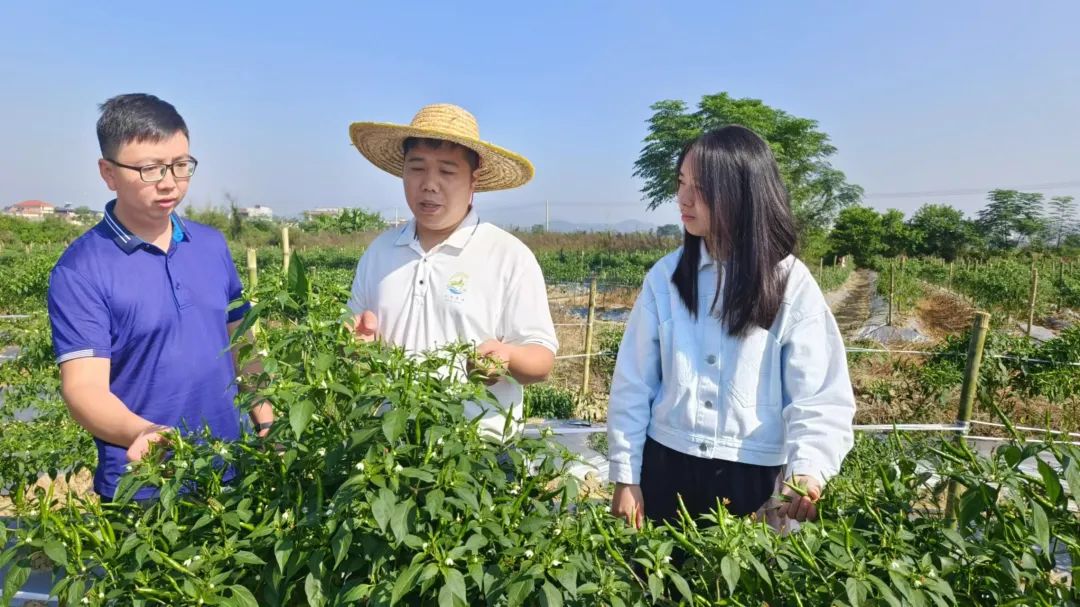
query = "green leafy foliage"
xmin=3 ymin=254 xmax=1078 ymax=606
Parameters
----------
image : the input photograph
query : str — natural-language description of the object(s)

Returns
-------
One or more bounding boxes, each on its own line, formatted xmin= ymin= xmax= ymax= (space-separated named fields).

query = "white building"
xmin=238 ymin=205 xmax=274 ymax=220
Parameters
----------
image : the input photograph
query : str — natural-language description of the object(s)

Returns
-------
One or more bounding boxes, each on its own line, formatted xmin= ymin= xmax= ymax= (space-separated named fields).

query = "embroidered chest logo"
xmin=445 ymin=272 xmax=468 ymax=303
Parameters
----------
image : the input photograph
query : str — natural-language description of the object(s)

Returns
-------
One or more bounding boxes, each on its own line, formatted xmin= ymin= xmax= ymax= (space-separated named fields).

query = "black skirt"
xmin=639 ymin=436 xmax=781 ymax=523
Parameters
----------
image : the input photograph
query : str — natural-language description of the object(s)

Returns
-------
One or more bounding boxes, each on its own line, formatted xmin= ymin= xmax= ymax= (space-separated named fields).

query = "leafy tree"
xmin=880 ymin=209 xmax=914 ymax=257
xmin=301 ymin=208 xmax=386 ymax=234
xmin=182 ymin=204 xmax=230 ymax=232
xmin=977 ymin=189 xmax=1045 ymax=249
xmin=907 ymin=204 xmax=970 ymax=261
xmin=1046 ymin=195 xmax=1077 ymax=249
xmin=656 ymin=224 xmax=682 ymax=238
xmin=828 ymin=206 xmax=884 ymax=266
xmin=634 ymin=93 xmax=862 ymax=231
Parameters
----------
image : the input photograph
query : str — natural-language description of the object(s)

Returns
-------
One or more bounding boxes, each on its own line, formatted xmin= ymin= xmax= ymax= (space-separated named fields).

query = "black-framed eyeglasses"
xmin=106 ymin=157 xmax=198 ymax=183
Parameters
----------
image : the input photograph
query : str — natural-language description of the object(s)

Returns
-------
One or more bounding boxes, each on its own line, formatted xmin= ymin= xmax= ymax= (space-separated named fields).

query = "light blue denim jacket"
xmin=607 ymin=245 xmax=855 ymax=485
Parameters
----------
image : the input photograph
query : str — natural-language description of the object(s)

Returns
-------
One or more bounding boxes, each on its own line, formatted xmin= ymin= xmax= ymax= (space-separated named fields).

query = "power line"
xmin=864 ymin=180 xmax=1080 ymax=200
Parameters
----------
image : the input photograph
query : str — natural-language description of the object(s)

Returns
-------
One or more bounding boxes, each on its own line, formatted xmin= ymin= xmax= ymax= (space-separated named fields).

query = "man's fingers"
xmin=354 ymin=311 xmax=378 ymax=342
xmin=360 ymin=310 xmax=377 ymax=333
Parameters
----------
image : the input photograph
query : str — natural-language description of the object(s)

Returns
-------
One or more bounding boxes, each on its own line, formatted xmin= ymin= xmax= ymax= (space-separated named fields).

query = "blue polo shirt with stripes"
xmin=47 ymin=199 xmax=250 ymax=499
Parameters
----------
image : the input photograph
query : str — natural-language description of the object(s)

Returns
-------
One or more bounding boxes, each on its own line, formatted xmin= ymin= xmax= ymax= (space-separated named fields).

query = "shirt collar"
xmin=102 ymin=199 xmax=189 ymax=254
xmin=394 ymin=208 xmax=481 ymax=252
xmin=698 ymin=239 xmax=715 ymax=270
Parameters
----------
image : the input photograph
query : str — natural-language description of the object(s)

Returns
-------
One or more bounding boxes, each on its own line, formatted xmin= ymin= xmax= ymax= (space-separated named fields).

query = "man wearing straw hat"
xmin=347 ymin=103 xmax=558 ymax=440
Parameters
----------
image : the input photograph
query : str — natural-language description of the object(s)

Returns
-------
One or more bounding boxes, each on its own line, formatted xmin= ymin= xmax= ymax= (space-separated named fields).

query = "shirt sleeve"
xmin=499 ymin=252 xmax=558 ymax=353
xmin=224 ymin=245 xmax=250 ymax=324
xmin=780 ymin=309 xmax=856 ymax=484
xmin=47 ymin=265 xmax=112 ymax=364
xmin=346 ymin=252 xmax=370 ymax=315
xmin=606 ymin=279 xmax=662 ymax=485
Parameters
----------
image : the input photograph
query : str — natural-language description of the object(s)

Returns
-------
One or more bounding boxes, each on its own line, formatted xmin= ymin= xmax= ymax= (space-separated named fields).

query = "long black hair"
xmin=671 ymin=126 xmax=798 ymax=336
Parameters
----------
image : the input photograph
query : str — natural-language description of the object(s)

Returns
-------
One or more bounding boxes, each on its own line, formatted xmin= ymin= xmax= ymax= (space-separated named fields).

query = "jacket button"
xmin=704 ymin=400 xmax=713 ymax=409
xmin=699 ymin=442 xmax=708 ymax=452
xmin=706 ymin=354 xmax=717 ymax=365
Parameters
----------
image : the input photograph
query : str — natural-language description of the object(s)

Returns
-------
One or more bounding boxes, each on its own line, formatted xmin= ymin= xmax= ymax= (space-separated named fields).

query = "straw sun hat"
xmin=349 ymin=103 xmax=534 ymax=192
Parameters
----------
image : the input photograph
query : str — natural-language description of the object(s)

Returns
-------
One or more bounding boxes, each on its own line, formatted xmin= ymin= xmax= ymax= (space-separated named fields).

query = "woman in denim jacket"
xmin=608 ymin=126 xmax=855 ymax=528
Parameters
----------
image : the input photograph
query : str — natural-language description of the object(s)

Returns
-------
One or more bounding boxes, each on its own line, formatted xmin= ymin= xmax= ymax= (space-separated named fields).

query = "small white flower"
xmin=258 ymin=349 xmax=269 ymax=357
xmin=124 ymin=464 xmax=133 ymax=472
xmin=183 ymin=558 xmax=193 ymax=567
xmin=208 ymin=584 xmax=215 ymax=590
xmin=281 ymin=511 xmax=290 ymax=521
xmin=551 ymin=560 xmax=561 ymax=567
xmin=81 ymin=598 xmax=89 ymax=605
xmin=436 ymin=437 xmax=445 ymax=446
xmin=98 ymin=591 xmax=104 ymax=598
xmin=890 ymin=560 xmax=901 ymax=570
xmin=194 ymin=556 xmax=202 ymax=561
xmin=553 ymin=528 xmax=562 ymax=536
xmin=317 ymin=448 xmax=327 ymax=457
xmin=445 ymin=557 xmax=454 ymax=566
xmin=663 ymin=555 xmax=672 ymax=564
xmin=355 ymin=461 xmax=365 ymax=470
xmin=198 ymin=599 xmax=204 ymax=606
xmin=394 ymin=464 xmax=404 ymax=473
xmin=524 ymin=550 xmax=534 ymax=559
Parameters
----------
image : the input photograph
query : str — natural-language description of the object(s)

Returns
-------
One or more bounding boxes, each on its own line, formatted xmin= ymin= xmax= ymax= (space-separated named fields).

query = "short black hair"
xmin=402 ymin=137 xmax=480 ymax=172
xmin=96 ymin=93 xmax=189 ymax=159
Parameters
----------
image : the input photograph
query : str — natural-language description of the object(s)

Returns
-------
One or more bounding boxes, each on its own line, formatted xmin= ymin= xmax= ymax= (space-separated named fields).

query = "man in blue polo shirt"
xmin=46 ymin=93 xmax=273 ymax=500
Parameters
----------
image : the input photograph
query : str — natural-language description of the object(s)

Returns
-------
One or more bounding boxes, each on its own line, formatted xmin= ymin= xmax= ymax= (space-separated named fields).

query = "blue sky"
xmin=1 ymin=1 xmax=1078 ymax=228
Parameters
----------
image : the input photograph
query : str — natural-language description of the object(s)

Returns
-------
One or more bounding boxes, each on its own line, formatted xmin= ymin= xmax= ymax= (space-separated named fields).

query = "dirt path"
xmin=831 ymin=270 xmax=874 ymax=338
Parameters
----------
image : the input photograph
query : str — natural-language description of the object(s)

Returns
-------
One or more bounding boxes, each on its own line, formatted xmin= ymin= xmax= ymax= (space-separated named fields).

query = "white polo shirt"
xmin=348 ymin=210 xmax=558 ymax=440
